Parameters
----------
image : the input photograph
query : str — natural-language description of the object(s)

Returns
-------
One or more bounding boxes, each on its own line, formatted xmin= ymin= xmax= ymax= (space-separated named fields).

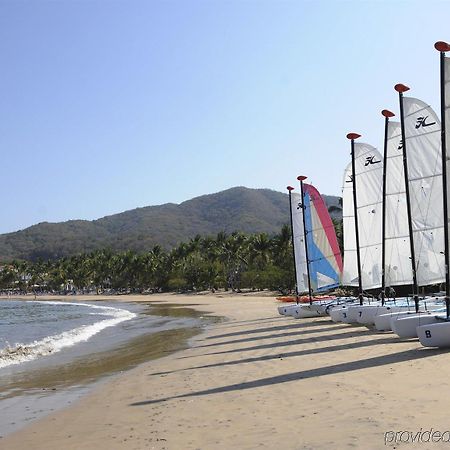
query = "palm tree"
xmin=248 ymin=233 xmax=271 ymax=270
xmin=87 ymin=249 xmax=113 ymax=293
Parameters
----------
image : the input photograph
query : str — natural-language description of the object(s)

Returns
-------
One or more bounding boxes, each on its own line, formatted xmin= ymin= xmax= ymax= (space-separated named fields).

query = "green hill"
xmin=0 ymin=187 xmax=342 ymax=261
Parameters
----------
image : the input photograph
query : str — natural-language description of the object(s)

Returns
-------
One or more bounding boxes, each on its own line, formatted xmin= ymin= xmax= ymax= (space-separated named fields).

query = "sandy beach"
xmin=2 ymin=292 xmax=450 ymax=449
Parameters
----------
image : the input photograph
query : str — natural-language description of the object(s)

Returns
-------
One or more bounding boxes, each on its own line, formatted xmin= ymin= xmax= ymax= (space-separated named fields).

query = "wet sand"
xmin=3 ymin=292 xmax=450 ymax=449
xmin=0 ymin=298 xmax=213 ymax=437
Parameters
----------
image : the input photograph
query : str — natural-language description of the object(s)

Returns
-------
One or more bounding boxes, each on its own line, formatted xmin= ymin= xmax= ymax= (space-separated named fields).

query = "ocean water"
xmin=0 ymin=298 xmax=212 ymax=437
xmin=0 ymin=300 xmax=136 ymax=368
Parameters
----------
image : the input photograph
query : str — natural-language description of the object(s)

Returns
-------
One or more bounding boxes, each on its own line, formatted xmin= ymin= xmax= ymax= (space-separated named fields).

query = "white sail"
xmin=353 ymin=143 xmax=383 ymax=290
xmin=444 ymin=56 xmax=450 ymax=279
xmin=290 ymin=191 xmax=309 ymax=293
xmin=384 ymin=121 xmax=414 ymax=286
xmin=403 ymin=97 xmax=445 ymax=286
xmin=342 ymin=163 xmax=358 ymax=286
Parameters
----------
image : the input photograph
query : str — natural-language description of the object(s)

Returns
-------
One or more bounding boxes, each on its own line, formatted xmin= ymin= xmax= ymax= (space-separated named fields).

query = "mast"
xmin=287 ymin=186 xmax=299 ymax=304
xmin=380 ymin=109 xmax=396 ymax=306
xmin=395 ymin=83 xmax=419 ymax=313
xmin=298 ymin=176 xmax=313 ymax=304
xmin=435 ymin=41 xmax=450 ymax=319
xmin=346 ymin=132 xmax=364 ymax=305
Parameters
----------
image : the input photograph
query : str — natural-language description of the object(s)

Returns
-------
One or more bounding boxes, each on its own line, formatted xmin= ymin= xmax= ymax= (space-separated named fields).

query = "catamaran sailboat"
xmin=385 ymin=81 xmax=446 ymax=338
xmin=417 ymin=41 xmax=450 ymax=347
xmin=330 ymin=135 xmax=385 ymax=323
xmin=278 ymin=177 xmax=343 ymax=318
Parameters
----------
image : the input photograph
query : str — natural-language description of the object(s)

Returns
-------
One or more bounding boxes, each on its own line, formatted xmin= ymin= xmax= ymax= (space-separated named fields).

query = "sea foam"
xmin=0 ymin=302 xmax=136 ymax=369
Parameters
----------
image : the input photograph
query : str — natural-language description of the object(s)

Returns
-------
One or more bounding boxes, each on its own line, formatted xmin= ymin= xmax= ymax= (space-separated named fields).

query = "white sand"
xmin=3 ymin=292 xmax=450 ymax=449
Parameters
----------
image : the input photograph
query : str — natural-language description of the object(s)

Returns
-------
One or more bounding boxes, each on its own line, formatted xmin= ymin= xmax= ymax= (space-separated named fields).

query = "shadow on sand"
xmin=149 ymin=335 xmax=409 ymax=376
xmin=196 ymin=324 xmax=356 ymax=348
xmin=131 ymin=346 xmax=445 ymax=407
xmin=186 ymin=328 xmax=386 ymax=358
xmin=207 ymin=318 xmax=332 ymax=339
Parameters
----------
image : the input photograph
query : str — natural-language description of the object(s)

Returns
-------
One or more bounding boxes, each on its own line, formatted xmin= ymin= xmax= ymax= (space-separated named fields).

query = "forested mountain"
xmin=0 ymin=187 xmax=341 ymax=261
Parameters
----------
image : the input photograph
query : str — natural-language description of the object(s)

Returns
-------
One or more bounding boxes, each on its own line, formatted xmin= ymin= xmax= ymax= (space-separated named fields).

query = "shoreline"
xmin=0 ymin=295 xmax=217 ymax=439
xmin=2 ymin=293 xmax=450 ymax=449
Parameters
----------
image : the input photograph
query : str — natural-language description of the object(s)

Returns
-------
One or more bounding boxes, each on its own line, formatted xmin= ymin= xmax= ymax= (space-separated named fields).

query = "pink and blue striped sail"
xmin=303 ymin=184 xmax=343 ymax=291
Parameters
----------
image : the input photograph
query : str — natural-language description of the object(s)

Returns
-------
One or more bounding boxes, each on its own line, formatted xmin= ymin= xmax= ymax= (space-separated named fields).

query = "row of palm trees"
xmin=1 ymin=221 xmax=343 ymax=295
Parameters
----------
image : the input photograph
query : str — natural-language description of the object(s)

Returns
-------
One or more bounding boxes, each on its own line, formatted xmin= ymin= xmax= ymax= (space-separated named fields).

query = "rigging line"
xmin=385 ymin=191 xmax=407 ymax=197
xmin=408 ymin=173 xmax=442 ymax=183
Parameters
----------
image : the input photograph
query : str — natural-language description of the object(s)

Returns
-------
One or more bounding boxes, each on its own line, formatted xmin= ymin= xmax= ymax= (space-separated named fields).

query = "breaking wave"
xmin=0 ymin=302 xmax=136 ymax=369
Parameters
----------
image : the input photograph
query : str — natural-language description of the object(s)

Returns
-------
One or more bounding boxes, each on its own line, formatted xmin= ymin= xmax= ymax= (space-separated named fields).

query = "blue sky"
xmin=1 ymin=0 xmax=449 ymax=233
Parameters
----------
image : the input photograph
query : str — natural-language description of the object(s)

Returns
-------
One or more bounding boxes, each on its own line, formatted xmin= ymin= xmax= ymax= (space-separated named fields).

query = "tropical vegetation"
xmin=0 ymin=187 xmax=342 ymax=262
xmin=0 ymin=220 xmax=343 ymax=296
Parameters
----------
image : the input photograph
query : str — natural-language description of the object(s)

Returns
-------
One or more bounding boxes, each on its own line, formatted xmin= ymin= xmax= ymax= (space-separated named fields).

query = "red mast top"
xmin=395 ymin=83 xmax=410 ymax=93
xmin=346 ymin=133 xmax=361 ymax=140
xmin=286 ymin=186 xmax=294 ymax=191
xmin=382 ymin=109 xmax=395 ymax=118
xmin=297 ymin=176 xmax=307 ymax=181
xmin=435 ymin=41 xmax=450 ymax=52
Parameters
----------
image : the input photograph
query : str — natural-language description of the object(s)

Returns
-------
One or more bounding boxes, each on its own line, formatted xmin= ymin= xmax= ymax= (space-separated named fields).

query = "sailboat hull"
xmin=354 ymin=305 xmax=382 ymax=324
xmin=277 ymin=304 xmax=298 ymax=316
xmin=328 ymin=301 xmax=362 ymax=322
xmin=291 ymin=304 xmax=323 ymax=318
xmin=376 ymin=310 xmax=420 ymax=331
xmin=375 ymin=303 xmax=444 ymax=331
xmin=356 ymin=304 xmax=414 ymax=325
xmin=341 ymin=304 xmax=378 ymax=323
xmin=329 ymin=306 xmax=347 ymax=322
xmin=393 ymin=313 xmax=446 ymax=338
xmin=417 ymin=321 xmax=450 ymax=347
